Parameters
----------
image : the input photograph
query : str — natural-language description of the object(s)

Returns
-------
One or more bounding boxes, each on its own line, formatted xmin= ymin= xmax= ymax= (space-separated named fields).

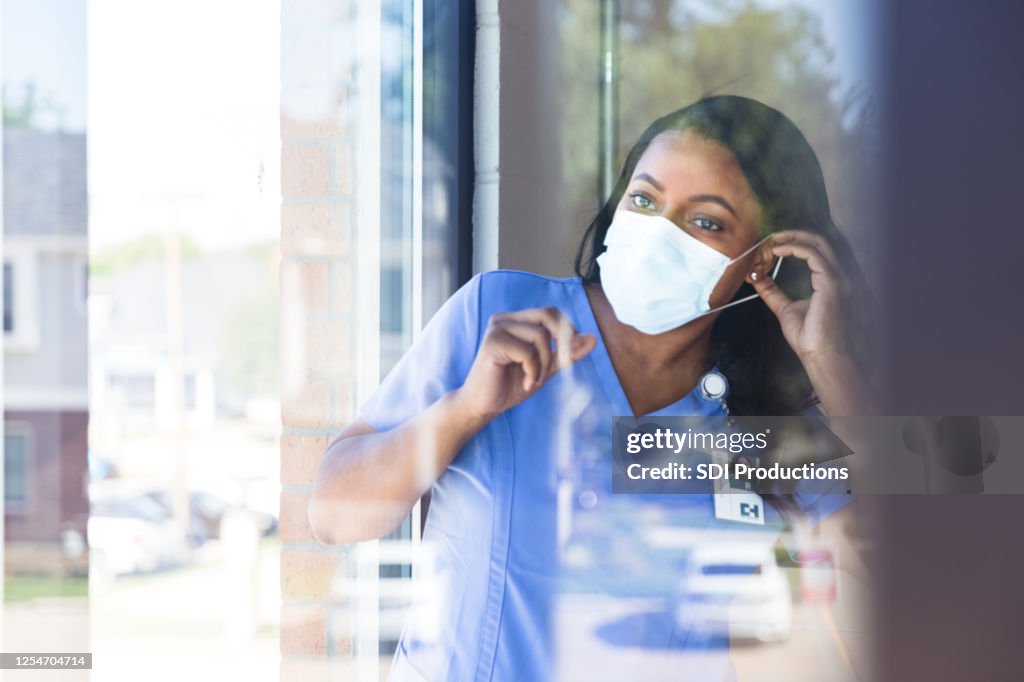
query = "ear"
xmin=743 ymin=239 xmax=778 ymax=284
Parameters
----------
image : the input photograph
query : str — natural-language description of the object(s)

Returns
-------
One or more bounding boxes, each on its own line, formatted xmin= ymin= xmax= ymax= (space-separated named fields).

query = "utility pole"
xmin=599 ymin=0 xmax=619 ymax=202
xmin=163 ymin=194 xmax=191 ymax=551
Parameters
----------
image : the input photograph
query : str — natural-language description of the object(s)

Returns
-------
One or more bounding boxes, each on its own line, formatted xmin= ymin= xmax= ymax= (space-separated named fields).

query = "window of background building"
xmin=3 ymin=427 xmax=31 ymax=509
xmin=2 ymin=261 xmax=13 ymax=333
xmin=1 ymin=248 xmax=41 ymax=351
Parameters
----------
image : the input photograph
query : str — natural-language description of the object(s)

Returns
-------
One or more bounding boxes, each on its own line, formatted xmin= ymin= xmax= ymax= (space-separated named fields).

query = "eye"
xmin=692 ymin=216 xmax=724 ymax=232
xmin=629 ymin=191 xmax=656 ymax=212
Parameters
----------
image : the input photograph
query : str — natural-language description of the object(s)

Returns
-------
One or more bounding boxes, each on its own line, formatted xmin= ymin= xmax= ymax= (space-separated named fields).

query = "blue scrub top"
xmin=359 ymin=270 xmax=848 ymax=682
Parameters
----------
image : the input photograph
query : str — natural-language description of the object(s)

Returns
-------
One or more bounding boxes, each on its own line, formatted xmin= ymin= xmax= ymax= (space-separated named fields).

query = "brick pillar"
xmin=279 ymin=1 xmax=359 ymax=677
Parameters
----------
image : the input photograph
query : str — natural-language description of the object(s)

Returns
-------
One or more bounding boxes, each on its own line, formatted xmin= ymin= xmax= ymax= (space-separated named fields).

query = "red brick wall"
xmin=4 ymin=410 xmax=89 ymax=540
xmin=279 ymin=0 xmax=359 ymax=674
xmin=4 ymin=409 xmax=89 ymax=576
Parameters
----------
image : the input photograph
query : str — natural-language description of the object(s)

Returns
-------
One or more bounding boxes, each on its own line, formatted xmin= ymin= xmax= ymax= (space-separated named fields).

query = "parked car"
xmin=795 ymin=545 xmax=839 ymax=603
xmin=88 ymin=493 xmax=190 ymax=575
xmin=87 ymin=450 xmax=118 ymax=482
xmin=675 ymin=542 xmax=792 ymax=642
xmin=145 ymin=489 xmax=277 ymax=547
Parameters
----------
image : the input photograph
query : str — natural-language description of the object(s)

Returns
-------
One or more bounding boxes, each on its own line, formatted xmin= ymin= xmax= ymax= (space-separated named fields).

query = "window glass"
xmin=3 ymin=262 xmax=13 ymax=333
xmin=369 ymin=0 xmax=474 ymax=661
xmin=559 ymin=0 xmax=880 ymax=252
xmin=3 ymin=0 xmax=90 ymax=642
xmin=3 ymin=431 xmax=29 ymax=506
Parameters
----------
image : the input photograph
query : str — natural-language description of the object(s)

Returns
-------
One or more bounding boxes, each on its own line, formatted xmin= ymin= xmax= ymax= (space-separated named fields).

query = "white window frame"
xmin=353 ymin=0 xmax=383 ymax=675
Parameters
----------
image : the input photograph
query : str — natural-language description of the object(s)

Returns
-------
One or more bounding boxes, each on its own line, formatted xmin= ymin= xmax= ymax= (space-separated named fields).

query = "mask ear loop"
xmin=696 ymin=234 xmax=785 ymax=320
xmin=698 ymin=236 xmax=781 ymax=422
xmin=709 ymin=254 xmax=784 ymax=314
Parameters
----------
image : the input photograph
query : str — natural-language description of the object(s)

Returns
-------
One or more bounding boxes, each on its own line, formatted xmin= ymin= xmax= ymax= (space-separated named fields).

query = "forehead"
xmin=634 ymin=131 xmax=760 ymax=212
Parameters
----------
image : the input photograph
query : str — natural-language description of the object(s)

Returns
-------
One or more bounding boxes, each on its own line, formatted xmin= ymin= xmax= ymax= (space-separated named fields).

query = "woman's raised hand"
xmin=453 ymin=307 xmax=597 ymax=423
xmin=750 ymin=230 xmax=851 ymax=364
xmin=310 ymin=307 xmax=593 ymax=545
xmin=750 ymin=230 xmax=871 ymax=416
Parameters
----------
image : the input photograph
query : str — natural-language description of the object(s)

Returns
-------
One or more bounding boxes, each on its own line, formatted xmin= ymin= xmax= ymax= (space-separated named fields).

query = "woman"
xmin=310 ymin=95 xmax=871 ymax=680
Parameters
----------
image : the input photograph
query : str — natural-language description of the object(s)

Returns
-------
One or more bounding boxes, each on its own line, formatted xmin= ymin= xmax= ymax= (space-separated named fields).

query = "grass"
xmin=4 ymin=575 xmax=89 ymax=603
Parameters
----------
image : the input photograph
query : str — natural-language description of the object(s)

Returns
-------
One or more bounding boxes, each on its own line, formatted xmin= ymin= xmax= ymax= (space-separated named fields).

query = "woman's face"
xmin=615 ymin=130 xmax=774 ymax=309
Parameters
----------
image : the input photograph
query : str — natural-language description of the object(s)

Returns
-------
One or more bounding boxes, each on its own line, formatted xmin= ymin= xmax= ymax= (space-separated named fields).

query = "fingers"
xmin=550 ymin=332 xmax=597 ymax=377
xmin=751 ymin=271 xmax=794 ymax=318
xmin=503 ymin=306 xmax=577 ymax=366
xmin=771 ymin=230 xmax=841 ymax=272
xmin=568 ymin=333 xmax=598 ymax=364
xmin=771 ymin=230 xmax=850 ymax=295
xmin=491 ymin=319 xmax=554 ymax=384
xmin=494 ymin=307 xmax=577 ymax=365
xmin=769 ymin=241 xmax=841 ymax=297
xmin=770 ymin=239 xmax=834 ymax=275
xmin=486 ymin=326 xmax=544 ymax=391
xmin=486 ymin=307 xmax=597 ymax=390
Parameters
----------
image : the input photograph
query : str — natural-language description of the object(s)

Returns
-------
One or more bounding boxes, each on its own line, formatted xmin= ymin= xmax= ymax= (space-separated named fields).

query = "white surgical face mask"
xmin=596 ymin=209 xmax=783 ymax=335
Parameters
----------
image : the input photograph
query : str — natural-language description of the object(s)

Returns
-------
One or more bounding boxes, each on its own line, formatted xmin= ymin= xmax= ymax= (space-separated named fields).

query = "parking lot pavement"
xmin=3 ymin=539 xmax=280 ymax=682
xmin=89 ymin=540 xmax=280 ymax=681
xmin=2 ymin=599 xmax=91 ymax=682
xmin=555 ymin=570 xmax=873 ymax=682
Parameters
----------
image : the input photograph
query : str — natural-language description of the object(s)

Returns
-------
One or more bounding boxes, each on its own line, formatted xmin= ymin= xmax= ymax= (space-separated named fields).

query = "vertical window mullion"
xmin=353 ymin=0 xmax=383 ymax=675
xmin=361 ymin=0 xmax=474 ymax=667
xmin=411 ymin=0 xmax=424 ymax=341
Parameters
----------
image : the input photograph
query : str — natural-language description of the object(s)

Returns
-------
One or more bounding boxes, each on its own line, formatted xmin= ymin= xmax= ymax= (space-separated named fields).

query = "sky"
xmin=2 ymin=0 xmax=88 ymax=131
xmin=2 ymin=0 xmax=281 ymax=252
xmin=85 ymin=0 xmax=281 ymax=252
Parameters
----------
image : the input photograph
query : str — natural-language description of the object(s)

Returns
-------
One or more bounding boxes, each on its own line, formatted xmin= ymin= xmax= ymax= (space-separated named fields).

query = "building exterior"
xmin=88 ymin=246 xmax=275 ymax=453
xmin=3 ymin=127 xmax=90 ymax=576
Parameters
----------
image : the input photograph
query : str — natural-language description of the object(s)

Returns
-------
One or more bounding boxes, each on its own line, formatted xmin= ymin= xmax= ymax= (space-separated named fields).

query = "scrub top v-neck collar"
xmin=567 ymin=277 xmax=723 ymax=418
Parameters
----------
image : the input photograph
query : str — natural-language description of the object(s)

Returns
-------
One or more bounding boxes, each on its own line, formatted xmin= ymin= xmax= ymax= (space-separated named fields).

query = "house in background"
xmin=88 ymin=245 xmax=278 ymax=446
xmin=3 ymin=126 xmax=90 ymax=577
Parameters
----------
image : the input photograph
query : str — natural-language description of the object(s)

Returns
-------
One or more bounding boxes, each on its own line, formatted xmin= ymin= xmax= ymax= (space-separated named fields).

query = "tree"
xmin=2 ymin=82 xmax=67 ymax=129
xmin=559 ymin=0 xmax=878 ymax=248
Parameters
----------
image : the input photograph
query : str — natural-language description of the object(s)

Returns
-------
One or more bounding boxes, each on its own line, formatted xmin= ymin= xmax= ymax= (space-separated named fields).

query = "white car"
xmin=675 ymin=542 xmax=792 ymax=642
xmin=88 ymin=493 xmax=190 ymax=576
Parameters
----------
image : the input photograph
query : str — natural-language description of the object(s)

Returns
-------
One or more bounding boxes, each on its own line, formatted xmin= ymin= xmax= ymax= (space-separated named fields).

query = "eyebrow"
xmin=634 ymin=172 xmax=665 ymax=192
xmin=688 ymin=194 xmax=738 ymax=219
xmin=633 ymin=173 xmax=739 ymax=219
